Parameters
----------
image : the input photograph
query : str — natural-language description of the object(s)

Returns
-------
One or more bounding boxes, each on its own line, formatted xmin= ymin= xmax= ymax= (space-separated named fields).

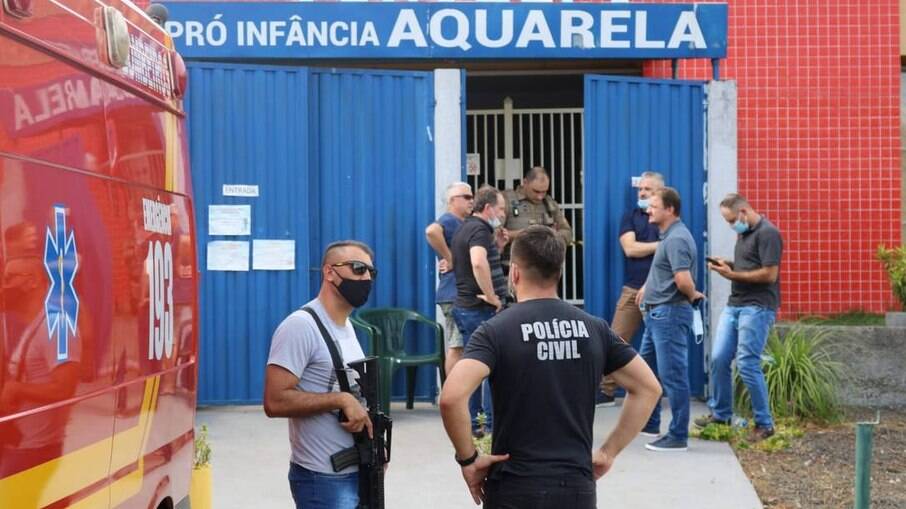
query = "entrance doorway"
xmin=466 ymin=74 xmax=585 ymax=305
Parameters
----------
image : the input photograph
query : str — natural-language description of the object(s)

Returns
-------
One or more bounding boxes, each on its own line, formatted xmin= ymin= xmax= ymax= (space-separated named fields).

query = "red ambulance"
xmin=0 ymin=0 xmax=197 ymax=507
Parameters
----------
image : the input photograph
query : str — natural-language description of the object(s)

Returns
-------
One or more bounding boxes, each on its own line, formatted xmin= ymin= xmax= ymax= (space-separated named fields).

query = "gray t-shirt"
xmin=643 ymin=220 xmax=698 ymax=305
xmin=267 ymin=298 xmax=365 ymax=473
xmin=729 ymin=217 xmax=783 ymax=310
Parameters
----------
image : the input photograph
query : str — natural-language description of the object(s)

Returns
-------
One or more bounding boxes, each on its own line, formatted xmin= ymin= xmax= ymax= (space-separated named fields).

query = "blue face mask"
xmin=637 ymin=198 xmax=650 ymax=210
xmin=732 ymin=220 xmax=749 ymax=234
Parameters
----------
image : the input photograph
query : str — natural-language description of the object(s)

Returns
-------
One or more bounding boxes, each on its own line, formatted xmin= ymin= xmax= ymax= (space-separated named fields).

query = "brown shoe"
xmin=748 ymin=425 xmax=775 ymax=442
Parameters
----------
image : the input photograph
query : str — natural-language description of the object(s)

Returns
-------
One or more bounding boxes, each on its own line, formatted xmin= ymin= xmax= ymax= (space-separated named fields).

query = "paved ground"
xmin=197 ymin=400 xmax=762 ymax=508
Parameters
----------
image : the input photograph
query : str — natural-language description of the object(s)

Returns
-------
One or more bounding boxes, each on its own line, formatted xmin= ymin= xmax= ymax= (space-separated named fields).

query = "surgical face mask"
xmin=331 ymin=270 xmax=373 ymax=308
xmin=637 ymin=198 xmax=650 ymax=210
xmin=488 ymin=216 xmax=502 ymax=229
xmin=732 ymin=219 xmax=749 ymax=234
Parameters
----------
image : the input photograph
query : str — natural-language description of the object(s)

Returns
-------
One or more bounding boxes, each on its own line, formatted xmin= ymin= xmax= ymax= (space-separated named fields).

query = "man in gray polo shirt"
xmin=695 ymin=194 xmax=783 ymax=442
xmin=634 ymin=187 xmax=704 ymax=451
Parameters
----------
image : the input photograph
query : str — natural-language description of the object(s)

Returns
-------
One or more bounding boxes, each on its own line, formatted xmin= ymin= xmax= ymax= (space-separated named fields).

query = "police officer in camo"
xmin=502 ymin=167 xmax=573 ymax=274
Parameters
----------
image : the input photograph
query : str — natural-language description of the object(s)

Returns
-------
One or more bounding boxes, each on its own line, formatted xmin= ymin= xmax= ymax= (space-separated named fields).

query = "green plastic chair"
xmin=351 ymin=308 xmax=446 ymax=414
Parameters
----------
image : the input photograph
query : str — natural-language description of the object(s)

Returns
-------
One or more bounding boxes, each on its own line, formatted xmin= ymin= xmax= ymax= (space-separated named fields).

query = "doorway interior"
xmin=466 ymin=73 xmax=586 ymax=305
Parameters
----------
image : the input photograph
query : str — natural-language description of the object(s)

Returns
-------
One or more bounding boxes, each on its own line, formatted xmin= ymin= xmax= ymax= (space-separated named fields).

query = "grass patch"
xmin=787 ymin=310 xmax=884 ymax=326
xmin=692 ymin=419 xmax=805 ymax=453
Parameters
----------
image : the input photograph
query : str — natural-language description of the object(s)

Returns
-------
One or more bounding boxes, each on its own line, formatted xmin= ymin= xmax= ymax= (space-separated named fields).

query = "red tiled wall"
xmin=642 ymin=0 xmax=902 ymax=317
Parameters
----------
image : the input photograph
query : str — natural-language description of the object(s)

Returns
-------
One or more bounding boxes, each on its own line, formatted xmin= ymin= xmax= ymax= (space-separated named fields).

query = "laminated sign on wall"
xmin=207 ymin=241 xmax=249 ymax=271
xmin=209 ymin=205 xmax=251 ymax=236
xmin=253 ymin=240 xmax=295 ymax=270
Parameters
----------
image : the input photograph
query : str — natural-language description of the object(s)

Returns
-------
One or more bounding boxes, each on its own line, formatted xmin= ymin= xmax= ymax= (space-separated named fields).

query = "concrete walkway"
xmin=197 ymin=400 xmax=762 ymax=508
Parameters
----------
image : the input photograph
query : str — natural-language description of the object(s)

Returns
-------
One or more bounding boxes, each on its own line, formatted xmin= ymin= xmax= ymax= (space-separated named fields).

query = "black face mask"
xmin=332 ymin=270 xmax=372 ymax=308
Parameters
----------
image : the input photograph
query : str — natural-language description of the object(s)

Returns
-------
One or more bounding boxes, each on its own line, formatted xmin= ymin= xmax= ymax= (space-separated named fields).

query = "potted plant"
xmin=875 ymin=245 xmax=906 ymax=326
xmin=190 ymin=424 xmax=212 ymax=509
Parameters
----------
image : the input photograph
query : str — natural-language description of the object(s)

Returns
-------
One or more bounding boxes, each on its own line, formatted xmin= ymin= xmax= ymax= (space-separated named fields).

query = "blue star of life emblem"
xmin=44 ymin=205 xmax=80 ymax=361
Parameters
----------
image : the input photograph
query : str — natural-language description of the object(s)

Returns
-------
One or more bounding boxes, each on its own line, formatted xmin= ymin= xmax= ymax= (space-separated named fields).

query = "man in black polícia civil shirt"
xmin=440 ymin=225 xmax=662 ymax=508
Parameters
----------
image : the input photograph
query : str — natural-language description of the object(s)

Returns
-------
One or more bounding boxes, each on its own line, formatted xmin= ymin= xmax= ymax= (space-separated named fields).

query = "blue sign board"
xmin=163 ymin=2 xmax=727 ymax=60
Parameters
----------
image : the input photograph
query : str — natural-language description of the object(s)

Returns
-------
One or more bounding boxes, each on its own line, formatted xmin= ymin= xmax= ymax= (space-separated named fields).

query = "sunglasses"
xmin=331 ymin=260 xmax=377 ymax=278
xmin=453 ymin=194 xmax=474 ymax=200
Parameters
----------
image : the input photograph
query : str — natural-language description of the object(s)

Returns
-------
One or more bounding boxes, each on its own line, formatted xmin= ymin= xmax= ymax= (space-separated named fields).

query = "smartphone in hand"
xmin=706 ymin=257 xmax=734 ymax=269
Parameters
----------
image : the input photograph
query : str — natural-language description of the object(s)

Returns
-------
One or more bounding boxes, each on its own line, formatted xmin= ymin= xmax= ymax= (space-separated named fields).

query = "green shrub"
xmin=194 ymin=424 xmax=212 ymax=468
xmin=734 ymin=326 xmax=843 ymax=422
xmin=876 ymin=245 xmax=906 ymax=308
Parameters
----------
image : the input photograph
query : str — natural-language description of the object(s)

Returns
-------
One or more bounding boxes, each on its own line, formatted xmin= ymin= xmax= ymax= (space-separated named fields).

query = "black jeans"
xmin=484 ymin=475 xmax=596 ymax=509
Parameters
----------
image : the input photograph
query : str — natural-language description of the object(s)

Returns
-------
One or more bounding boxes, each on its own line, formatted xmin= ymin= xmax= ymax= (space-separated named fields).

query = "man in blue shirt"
xmin=425 ymin=181 xmax=474 ymax=377
xmin=598 ymin=171 xmax=663 ymax=407
xmin=635 ymin=187 xmax=704 ymax=452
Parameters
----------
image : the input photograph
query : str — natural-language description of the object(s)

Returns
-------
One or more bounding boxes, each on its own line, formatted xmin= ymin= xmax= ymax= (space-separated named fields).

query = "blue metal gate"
xmin=583 ymin=75 xmax=707 ymax=397
xmin=186 ymin=63 xmax=435 ymax=404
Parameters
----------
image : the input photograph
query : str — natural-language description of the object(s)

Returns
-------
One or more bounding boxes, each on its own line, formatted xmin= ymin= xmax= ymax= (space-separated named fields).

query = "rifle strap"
xmin=302 ymin=306 xmax=352 ymax=394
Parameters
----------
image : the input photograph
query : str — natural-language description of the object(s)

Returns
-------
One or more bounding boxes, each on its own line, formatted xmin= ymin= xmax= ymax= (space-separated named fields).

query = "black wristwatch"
xmin=455 ymin=449 xmax=479 ymax=467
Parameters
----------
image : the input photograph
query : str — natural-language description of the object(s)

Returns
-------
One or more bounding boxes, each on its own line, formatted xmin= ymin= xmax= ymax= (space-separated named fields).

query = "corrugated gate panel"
xmin=584 ymin=75 xmax=707 ymax=397
xmin=187 ymin=63 xmax=312 ymax=404
xmin=307 ymin=69 xmax=436 ymax=402
xmin=186 ymin=63 xmax=435 ymax=404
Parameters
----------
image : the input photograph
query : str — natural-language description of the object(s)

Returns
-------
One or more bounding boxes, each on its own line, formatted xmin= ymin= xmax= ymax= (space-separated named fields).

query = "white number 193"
xmin=146 ymin=240 xmax=174 ymax=360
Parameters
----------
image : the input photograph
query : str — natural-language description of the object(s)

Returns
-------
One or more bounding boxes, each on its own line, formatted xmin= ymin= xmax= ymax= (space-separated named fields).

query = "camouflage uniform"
xmin=502 ymin=186 xmax=573 ymax=268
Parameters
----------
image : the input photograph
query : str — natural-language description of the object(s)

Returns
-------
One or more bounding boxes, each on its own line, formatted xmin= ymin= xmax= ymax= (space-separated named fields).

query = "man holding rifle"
xmin=264 ymin=240 xmax=388 ymax=509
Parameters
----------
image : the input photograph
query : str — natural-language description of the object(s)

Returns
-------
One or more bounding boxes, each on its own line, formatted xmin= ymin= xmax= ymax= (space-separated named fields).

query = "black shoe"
xmin=471 ymin=426 xmax=485 ymax=439
xmin=595 ymin=391 xmax=616 ymax=408
xmin=640 ymin=424 xmax=660 ymax=437
xmin=693 ymin=414 xmax=731 ymax=429
xmin=645 ymin=435 xmax=688 ymax=452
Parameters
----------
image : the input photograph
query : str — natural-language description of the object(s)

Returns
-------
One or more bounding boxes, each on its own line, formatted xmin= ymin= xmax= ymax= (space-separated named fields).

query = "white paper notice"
xmin=466 ymin=153 xmax=481 ymax=176
xmin=253 ymin=240 xmax=295 ymax=270
xmin=209 ymin=205 xmax=251 ymax=236
xmin=223 ymin=184 xmax=259 ymax=197
xmin=207 ymin=241 xmax=249 ymax=271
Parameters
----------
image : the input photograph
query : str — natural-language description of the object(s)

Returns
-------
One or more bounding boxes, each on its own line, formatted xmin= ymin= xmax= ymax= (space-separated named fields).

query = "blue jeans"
xmin=639 ymin=302 xmax=693 ymax=441
xmin=452 ymin=305 xmax=495 ymax=431
xmin=288 ymin=463 xmax=358 ymax=509
xmin=709 ymin=305 xmax=776 ymax=428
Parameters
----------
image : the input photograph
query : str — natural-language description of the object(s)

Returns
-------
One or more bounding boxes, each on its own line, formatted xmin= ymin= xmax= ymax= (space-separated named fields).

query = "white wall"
xmin=432 ymin=69 xmax=464 ymax=357
xmin=706 ymin=80 xmax=738 ymax=377
xmin=434 ymin=69 xmax=463 ymax=217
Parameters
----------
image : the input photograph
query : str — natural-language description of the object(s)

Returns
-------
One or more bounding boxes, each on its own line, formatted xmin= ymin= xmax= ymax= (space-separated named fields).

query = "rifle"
xmin=330 ymin=357 xmax=392 ymax=509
